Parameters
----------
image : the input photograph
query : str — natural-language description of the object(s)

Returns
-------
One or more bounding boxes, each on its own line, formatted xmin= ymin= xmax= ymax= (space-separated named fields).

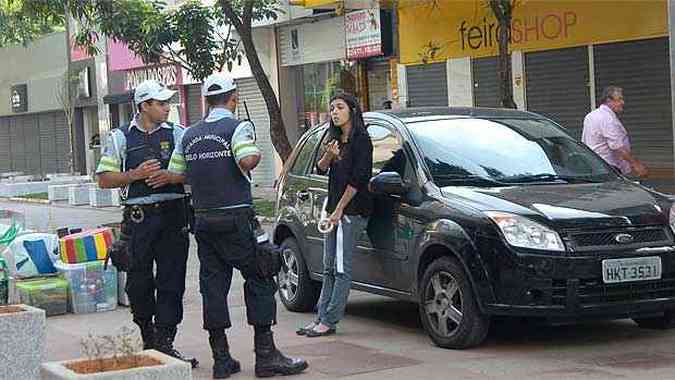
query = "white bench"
xmin=89 ymin=185 xmax=120 ymax=207
xmin=67 ymin=183 xmax=94 ymax=205
xmin=47 ymin=185 xmax=71 ymax=202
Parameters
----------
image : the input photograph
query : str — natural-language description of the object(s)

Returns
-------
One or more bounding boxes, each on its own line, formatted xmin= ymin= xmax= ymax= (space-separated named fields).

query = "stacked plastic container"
xmin=56 ymin=228 xmax=118 ymax=314
xmin=15 ymin=276 xmax=69 ymax=316
xmin=55 ymin=260 xmax=117 ymax=314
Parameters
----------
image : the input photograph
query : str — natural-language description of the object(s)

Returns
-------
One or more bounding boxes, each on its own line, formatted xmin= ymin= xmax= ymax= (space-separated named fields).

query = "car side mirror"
xmin=369 ymin=172 xmax=407 ymax=196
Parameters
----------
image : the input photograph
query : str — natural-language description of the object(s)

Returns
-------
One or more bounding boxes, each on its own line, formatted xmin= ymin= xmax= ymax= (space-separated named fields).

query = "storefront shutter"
xmin=594 ymin=37 xmax=672 ymax=169
xmin=367 ymin=60 xmax=391 ymax=111
xmin=472 ymin=57 xmax=499 ymax=108
xmin=25 ymin=114 xmax=41 ymax=174
xmin=0 ymin=118 xmax=10 ymax=171
xmin=38 ymin=112 xmax=59 ymax=174
xmin=235 ymin=77 xmax=276 ymax=187
xmin=186 ymin=84 xmax=203 ymax=126
xmin=525 ymin=47 xmax=590 ymax=140
xmin=10 ymin=116 xmax=26 ymax=172
xmin=406 ymin=62 xmax=448 ymax=107
xmin=52 ymin=112 xmax=71 ymax=173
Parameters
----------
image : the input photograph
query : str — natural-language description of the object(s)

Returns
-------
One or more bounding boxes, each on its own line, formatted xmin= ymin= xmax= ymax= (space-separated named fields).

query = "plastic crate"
xmin=55 ymin=260 xmax=117 ymax=314
xmin=15 ymin=276 xmax=69 ymax=317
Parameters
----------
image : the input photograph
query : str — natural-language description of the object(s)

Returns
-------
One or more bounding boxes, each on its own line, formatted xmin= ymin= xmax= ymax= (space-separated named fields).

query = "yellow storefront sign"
xmin=398 ymin=0 xmax=668 ymax=65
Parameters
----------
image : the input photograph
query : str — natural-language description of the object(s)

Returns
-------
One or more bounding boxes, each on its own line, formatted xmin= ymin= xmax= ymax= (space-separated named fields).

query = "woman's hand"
xmin=328 ymin=207 xmax=344 ymax=225
xmin=325 ymin=140 xmax=340 ymax=161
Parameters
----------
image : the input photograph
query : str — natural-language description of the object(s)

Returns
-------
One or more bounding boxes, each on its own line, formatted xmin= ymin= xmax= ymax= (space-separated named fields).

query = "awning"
xmin=103 ymin=91 xmax=133 ymax=105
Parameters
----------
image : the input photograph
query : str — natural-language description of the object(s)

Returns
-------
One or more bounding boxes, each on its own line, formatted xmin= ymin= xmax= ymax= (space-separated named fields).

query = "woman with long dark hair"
xmin=297 ymin=93 xmax=373 ymax=337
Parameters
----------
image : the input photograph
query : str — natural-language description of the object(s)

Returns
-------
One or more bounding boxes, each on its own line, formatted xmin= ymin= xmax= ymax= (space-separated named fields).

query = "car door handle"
xmin=297 ymin=190 xmax=310 ymax=201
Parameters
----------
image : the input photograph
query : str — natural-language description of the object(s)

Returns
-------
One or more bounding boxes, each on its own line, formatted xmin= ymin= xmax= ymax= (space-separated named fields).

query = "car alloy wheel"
xmin=279 ymin=247 xmax=299 ymax=303
xmin=423 ymin=271 xmax=463 ymax=337
xmin=277 ymin=237 xmax=320 ymax=312
xmin=419 ymin=256 xmax=489 ymax=349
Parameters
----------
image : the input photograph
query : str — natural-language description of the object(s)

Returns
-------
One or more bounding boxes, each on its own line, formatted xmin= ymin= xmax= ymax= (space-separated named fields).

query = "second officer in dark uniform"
xmin=168 ymin=73 xmax=308 ymax=379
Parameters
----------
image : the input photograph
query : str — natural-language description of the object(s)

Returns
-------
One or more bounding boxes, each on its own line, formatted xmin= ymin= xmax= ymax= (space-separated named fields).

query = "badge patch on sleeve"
xmin=160 ymin=140 xmax=172 ymax=159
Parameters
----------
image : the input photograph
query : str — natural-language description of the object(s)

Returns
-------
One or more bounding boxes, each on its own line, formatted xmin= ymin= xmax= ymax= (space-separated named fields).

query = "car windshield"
xmin=407 ymin=118 xmax=616 ymax=187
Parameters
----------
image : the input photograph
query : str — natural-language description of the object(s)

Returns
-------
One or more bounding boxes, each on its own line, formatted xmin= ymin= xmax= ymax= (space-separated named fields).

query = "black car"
xmin=273 ymin=107 xmax=675 ymax=348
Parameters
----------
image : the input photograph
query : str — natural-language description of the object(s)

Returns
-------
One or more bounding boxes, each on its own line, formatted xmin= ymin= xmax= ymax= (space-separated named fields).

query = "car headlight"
xmin=485 ymin=211 xmax=565 ymax=252
xmin=669 ymin=205 xmax=675 ymax=234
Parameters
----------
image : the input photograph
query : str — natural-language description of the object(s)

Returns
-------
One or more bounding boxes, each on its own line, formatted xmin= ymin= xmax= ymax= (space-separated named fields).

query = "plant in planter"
xmin=41 ymin=326 xmax=192 ymax=379
xmin=0 ymin=304 xmax=46 ymax=380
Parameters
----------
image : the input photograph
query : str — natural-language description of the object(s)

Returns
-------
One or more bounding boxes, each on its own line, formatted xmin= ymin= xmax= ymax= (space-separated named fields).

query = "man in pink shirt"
xmin=582 ymin=86 xmax=648 ymax=177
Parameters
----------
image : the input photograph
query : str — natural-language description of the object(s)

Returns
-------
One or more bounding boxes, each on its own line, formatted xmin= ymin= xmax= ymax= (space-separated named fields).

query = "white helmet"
xmin=202 ymin=72 xmax=237 ymax=97
xmin=133 ymin=80 xmax=176 ymax=105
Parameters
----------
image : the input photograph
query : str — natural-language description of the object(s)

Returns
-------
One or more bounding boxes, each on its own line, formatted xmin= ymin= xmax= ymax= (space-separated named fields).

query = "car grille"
xmin=565 ymin=226 xmax=672 ymax=252
xmin=552 ymin=275 xmax=675 ymax=307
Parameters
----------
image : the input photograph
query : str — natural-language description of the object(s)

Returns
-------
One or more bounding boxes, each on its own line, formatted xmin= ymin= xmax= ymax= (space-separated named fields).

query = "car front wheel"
xmin=419 ymin=256 xmax=490 ymax=349
xmin=277 ymin=237 xmax=320 ymax=312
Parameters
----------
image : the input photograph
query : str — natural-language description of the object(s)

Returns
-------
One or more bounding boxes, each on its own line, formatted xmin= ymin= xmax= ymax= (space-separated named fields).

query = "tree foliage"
xmin=0 ymin=0 xmax=64 ymax=47
xmin=1 ymin=0 xmax=294 ymax=161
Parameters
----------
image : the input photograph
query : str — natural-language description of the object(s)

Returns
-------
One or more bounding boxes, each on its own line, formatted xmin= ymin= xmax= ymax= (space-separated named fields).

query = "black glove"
xmin=106 ymin=232 xmax=130 ymax=272
xmin=256 ymin=240 xmax=282 ymax=279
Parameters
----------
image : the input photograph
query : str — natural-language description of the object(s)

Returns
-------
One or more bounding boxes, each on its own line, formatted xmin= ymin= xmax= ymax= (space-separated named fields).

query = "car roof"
xmin=367 ymin=106 xmax=544 ymax=124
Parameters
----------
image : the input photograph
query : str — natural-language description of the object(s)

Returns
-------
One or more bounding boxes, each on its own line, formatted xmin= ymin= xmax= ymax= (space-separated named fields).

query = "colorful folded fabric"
xmin=59 ymin=228 xmax=113 ymax=264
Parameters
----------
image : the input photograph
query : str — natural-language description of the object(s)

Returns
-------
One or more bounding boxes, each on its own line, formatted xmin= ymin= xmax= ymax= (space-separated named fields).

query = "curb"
xmin=3 ymin=197 xmax=50 ymax=205
xmin=1 ymin=197 xmax=277 ymax=223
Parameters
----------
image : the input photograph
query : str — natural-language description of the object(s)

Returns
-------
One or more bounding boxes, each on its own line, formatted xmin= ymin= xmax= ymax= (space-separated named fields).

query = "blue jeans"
xmin=316 ymin=214 xmax=368 ymax=329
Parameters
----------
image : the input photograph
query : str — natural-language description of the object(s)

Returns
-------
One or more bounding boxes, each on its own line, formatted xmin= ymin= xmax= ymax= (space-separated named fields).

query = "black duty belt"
xmin=194 ymin=205 xmax=253 ymax=215
xmin=124 ymin=198 xmax=186 ymax=223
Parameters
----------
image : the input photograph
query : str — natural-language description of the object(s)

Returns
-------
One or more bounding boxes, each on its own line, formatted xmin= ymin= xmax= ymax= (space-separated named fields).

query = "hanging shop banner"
xmin=398 ymin=0 xmax=668 ymax=64
xmin=345 ymin=7 xmax=383 ymax=59
xmin=125 ymin=64 xmax=180 ymax=90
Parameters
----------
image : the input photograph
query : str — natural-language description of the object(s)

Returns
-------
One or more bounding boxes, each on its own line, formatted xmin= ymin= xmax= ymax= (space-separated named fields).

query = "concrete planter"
xmin=0 ymin=304 xmax=46 ymax=380
xmin=41 ymin=350 xmax=192 ymax=380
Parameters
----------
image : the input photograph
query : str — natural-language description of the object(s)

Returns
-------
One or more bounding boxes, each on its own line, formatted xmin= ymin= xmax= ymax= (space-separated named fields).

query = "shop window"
xmin=302 ymin=61 xmax=357 ymax=129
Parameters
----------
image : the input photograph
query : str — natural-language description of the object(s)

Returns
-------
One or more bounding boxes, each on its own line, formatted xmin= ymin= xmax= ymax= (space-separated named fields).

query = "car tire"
xmin=418 ymin=256 xmax=490 ymax=349
xmin=633 ymin=311 xmax=675 ymax=329
xmin=277 ymin=237 xmax=320 ymax=312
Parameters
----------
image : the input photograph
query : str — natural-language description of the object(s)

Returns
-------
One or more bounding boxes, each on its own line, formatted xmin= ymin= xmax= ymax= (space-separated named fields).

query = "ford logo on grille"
xmin=614 ymin=233 xmax=635 ymax=244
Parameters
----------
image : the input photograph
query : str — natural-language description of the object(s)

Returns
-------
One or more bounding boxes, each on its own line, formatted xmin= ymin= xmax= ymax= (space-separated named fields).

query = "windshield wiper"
xmin=500 ymin=173 xmax=568 ymax=183
xmin=433 ymin=174 xmax=507 ymax=187
xmin=501 ymin=173 xmax=607 ymax=184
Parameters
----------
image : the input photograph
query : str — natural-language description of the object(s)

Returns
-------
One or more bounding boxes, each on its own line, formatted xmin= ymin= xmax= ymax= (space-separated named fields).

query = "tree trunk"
xmin=497 ymin=20 xmax=516 ymax=109
xmin=490 ymin=1 xmax=517 ymax=109
xmin=220 ymin=1 xmax=293 ymax=163
xmin=238 ymin=27 xmax=293 ymax=162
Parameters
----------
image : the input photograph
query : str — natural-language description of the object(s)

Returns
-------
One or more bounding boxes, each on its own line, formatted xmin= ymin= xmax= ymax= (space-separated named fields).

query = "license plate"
xmin=602 ymin=256 xmax=662 ymax=284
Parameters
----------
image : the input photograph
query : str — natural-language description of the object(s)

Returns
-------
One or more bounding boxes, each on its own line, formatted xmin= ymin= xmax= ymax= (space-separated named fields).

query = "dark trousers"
xmin=194 ymin=207 xmax=277 ymax=330
xmin=126 ymin=199 xmax=189 ymax=328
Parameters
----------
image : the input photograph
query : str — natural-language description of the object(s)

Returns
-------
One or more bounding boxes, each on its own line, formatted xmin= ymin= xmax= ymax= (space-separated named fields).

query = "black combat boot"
xmin=254 ymin=329 xmax=308 ymax=378
xmin=208 ymin=330 xmax=241 ymax=379
xmin=155 ymin=326 xmax=199 ymax=369
xmin=134 ymin=319 xmax=156 ymax=350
